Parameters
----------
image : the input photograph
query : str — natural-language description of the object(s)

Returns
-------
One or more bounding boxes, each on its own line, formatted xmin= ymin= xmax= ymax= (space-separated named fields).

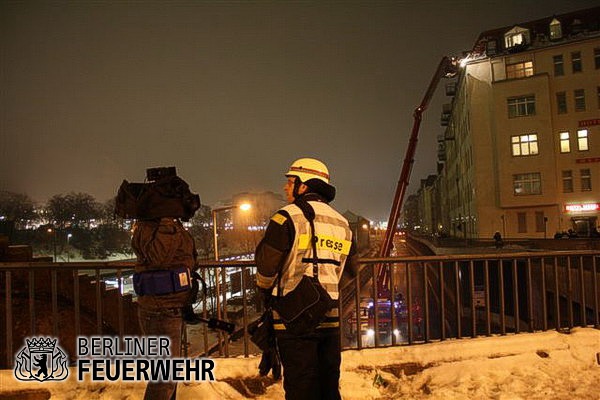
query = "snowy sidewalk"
xmin=0 ymin=328 xmax=598 ymax=399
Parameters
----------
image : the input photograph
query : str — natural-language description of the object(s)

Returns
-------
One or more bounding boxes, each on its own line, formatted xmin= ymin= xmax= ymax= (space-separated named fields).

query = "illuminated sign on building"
xmin=578 ymin=119 xmax=600 ymax=128
xmin=564 ymin=203 xmax=600 ymax=213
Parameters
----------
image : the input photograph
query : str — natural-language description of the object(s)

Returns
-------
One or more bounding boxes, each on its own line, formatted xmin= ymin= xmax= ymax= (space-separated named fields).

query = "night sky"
xmin=2 ymin=1 xmax=598 ymax=221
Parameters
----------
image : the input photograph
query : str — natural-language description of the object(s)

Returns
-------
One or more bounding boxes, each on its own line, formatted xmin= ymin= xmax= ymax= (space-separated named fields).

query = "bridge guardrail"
xmin=2 ymin=250 xmax=599 ymax=368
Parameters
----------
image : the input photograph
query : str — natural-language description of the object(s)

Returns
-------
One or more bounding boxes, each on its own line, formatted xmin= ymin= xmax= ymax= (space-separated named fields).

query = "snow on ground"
xmin=0 ymin=328 xmax=598 ymax=399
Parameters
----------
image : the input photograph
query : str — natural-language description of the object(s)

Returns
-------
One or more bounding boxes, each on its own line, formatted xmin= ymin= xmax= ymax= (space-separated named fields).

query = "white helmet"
xmin=285 ymin=158 xmax=330 ymax=184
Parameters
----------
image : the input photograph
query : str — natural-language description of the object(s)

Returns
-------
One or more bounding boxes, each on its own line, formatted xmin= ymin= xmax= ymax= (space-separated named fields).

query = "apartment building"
xmin=413 ymin=7 xmax=600 ymax=239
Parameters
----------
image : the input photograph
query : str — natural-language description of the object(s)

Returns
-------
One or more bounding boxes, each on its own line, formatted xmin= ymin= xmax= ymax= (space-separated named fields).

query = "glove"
xmin=258 ymin=347 xmax=281 ymax=380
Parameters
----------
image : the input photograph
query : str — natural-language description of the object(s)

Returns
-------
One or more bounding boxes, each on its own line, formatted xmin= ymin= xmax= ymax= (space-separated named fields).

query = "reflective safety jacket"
xmin=256 ymin=196 xmax=354 ymax=330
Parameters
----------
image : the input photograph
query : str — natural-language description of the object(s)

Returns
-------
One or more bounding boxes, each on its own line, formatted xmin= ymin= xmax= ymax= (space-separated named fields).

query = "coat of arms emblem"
xmin=14 ymin=337 xmax=69 ymax=382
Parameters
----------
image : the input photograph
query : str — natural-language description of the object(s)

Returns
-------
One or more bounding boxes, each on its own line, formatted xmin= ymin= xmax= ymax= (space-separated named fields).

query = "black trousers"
xmin=276 ymin=329 xmax=341 ymax=400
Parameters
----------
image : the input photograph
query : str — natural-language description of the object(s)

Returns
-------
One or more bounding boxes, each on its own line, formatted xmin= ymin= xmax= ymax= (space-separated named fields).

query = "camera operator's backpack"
xmin=115 ymin=175 xmax=200 ymax=221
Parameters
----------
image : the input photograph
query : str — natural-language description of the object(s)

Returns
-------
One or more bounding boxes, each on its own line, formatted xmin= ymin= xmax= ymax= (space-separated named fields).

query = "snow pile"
xmin=0 ymin=328 xmax=598 ymax=399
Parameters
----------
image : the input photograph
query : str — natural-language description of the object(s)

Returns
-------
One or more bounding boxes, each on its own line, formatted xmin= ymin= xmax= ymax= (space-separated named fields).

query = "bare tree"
xmin=45 ymin=192 xmax=102 ymax=229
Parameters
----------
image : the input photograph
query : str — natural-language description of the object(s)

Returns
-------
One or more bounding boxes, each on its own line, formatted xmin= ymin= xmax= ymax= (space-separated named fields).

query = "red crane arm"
xmin=377 ymin=56 xmax=458 ymax=296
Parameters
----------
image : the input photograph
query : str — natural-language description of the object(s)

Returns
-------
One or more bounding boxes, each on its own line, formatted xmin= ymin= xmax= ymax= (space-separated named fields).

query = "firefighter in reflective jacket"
xmin=255 ymin=158 xmax=358 ymax=400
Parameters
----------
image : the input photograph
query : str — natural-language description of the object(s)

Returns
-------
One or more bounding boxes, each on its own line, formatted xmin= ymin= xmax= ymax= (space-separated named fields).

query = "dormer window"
xmin=504 ymin=26 xmax=530 ymax=49
xmin=549 ymin=18 xmax=562 ymax=40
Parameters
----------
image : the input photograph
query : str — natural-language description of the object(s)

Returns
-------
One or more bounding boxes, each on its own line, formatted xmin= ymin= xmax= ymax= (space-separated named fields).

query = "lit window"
xmin=562 ymin=170 xmax=573 ymax=193
xmin=549 ymin=18 xmax=562 ymax=40
xmin=507 ymin=95 xmax=535 ymax=117
xmin=574 ymin=89 xmax=586 ymax=111
xmin=595 ymin=48 xmax=600 ymax=69
xmin=581 ymin=169 xmax=592 ymax=191
xmin=553 ymin=55 xmax=564 ymax=76
xmin=556 ymin=92 xmax=567 ymax=114
xmin=511 ymin=134 xmax=538 ymax=156
xmin=513 ymin=172 xmax=541 ymax=195
xmin=504 ymin=26 xmax=530 ymax=49
xmin=506 ymin=61 xmax=534 ymax=79
xmin=560 ymin=132 xmax=570 ymax=153
xmin=571 ymin=52 xmax=582 ymax=73
xmin=577 ymin=129 xmax=589 ymax=151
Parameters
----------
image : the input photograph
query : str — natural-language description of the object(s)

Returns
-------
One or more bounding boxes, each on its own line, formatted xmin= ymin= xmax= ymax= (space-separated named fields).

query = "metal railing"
xmin=2 ymin=250 xmax=599 ymax=368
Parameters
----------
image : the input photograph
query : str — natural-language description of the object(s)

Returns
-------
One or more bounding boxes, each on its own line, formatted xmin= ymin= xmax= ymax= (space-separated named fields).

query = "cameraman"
xmin=132 ymin=217 xmax=197 ymax=400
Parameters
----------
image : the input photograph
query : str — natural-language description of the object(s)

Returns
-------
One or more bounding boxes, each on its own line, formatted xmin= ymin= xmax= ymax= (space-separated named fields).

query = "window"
xmin=508 ymin=95 xmax=535 ymax=117
xmin=556 ymin=92 xmax=567 ymax=114
xmin=535 ymin=212 xmax=546 ymax=233
xmin=513 ymin=172 xmax=541 ymax=195
xmin=597 ymin=87 xmax=600 ymax=109
xmin=504 ymin=27 xmax=530 ymax=48
xmin=562 ymin=170 xmax=573 ymax=193
xmin=550 ymin=18 xmax=562 ymax=40
xmin=506 ymin=61 xmax=534 ymax=79
xmin=577 ymin=129 xmax=589 ymax=151
xmin=553 ymin=55 xmax=564 ymax=76
xmin=517 ymin=212 xmax=527 ymax=233
xmin=560 ymin=132 xmax=570 ymax=153
xmin=581 ymin=169 xmax=592 ymax=191
xmin=574 ymin=89 xmax=586 ymax=111
xmin=595 ymin=48 xmax=600 ymax=69
xmin=511 ymin=134 xmax=538 ymax=156
xmin=571 ymin=51 xmax=582 ymax=73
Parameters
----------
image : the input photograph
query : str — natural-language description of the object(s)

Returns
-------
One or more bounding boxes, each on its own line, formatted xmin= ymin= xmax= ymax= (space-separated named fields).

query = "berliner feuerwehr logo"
xmin=14 ymin=337 xmax=69 ymax=382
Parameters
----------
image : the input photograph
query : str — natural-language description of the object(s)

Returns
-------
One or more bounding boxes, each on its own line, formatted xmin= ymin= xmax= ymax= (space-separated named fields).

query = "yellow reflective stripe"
xmin=270 ymin=213 xmax=287 ymax=225
xmin=297 ymin=234 xmax=351 ymax=255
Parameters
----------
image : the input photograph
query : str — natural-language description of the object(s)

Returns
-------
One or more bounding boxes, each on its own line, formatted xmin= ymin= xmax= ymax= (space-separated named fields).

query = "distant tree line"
xmin=0 ymin=190 xmax=216 ymax=260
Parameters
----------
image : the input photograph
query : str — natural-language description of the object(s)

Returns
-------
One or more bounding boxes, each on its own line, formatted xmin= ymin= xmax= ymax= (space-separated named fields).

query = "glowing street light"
xmin=211 ymin=202 xmax=251 ymax=355
xmin=212 ymin=202 xmax=252 ymax=262
xmin=67 ymin=233 xmax=73 ymax=262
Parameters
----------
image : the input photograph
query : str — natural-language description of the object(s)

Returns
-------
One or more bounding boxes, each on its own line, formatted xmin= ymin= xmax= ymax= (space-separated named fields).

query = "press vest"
xmin=271 ymin=201 xmax=353 ymax=305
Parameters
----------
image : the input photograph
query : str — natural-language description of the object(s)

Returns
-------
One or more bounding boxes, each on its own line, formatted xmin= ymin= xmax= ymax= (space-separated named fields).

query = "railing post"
xmin=484 ymin=260 xmax=491 ymax=336
xmin=454 ymin=261 xmax=461 ymax=339
xmin=579 ymin=256 xmax=586 ymax=327
xmin=526 ymin=258 xmax=534 ymax=333
xmin=5 ymin=271 xmax=13 ymax=368
xmin=594 ymin=256 xmax=599 ymax=328
xmin=567 ymin=257 xmax=573 ymax=329
xmin=541 ymin=257 xmax=548 ymax=331
xmin=407 ymin=262 xmax=413 ymax=344
xmin=423 ymin=262 xmax=429 ymax=342
xmin=355 ymin=265 xmax=362 ymax=350
xmin=554 ymin=257 xmax=561 ymax=331
xmin=29 ymin=270 xmax=36 ymax=336
xmin=512 ymin=259 xmax=519 ymax=334
xmin=52 ymin=269 xmax=59 ymax=336
xmin=439 ymin=261 xmax=445 ymax=341
xmin=469 ymin=260 xmax=476 ymax=338
xmin=499 ymin=260 xmax=506 ymax=335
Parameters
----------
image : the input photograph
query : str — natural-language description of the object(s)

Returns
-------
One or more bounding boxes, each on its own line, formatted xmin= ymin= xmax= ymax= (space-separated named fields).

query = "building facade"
xmin=412 ymin=7 xmax=600 ymax=239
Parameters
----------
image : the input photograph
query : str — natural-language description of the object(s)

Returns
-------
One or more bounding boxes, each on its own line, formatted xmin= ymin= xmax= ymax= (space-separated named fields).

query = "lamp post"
xmin=211 ymin=202 xmax=251 ymax=355
xmin=67 ymin=233 xmax=73 ymax=262
xmin=47 ymin=227 xmax=57 ymax=262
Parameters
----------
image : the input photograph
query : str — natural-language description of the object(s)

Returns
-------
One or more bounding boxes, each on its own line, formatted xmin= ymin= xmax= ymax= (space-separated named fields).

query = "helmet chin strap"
xmin=292 ymin=177 xmax=303 ymax=200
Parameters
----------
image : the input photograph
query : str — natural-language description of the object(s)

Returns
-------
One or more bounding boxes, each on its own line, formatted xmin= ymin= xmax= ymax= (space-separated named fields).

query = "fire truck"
xmin=346 ymin=295 xmax=422 ymax=341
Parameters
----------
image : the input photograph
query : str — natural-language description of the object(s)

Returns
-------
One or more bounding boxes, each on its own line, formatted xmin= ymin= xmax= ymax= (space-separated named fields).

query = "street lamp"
xmin=67 ymin=233 xmax=73 ymax=262
xmin=47 ymin=227 xmax=57 ymax=262
xmin=212 ymin=202 xmax=252 ymax=262
xmin=211 ymin=202 xmax=251 ymax=355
